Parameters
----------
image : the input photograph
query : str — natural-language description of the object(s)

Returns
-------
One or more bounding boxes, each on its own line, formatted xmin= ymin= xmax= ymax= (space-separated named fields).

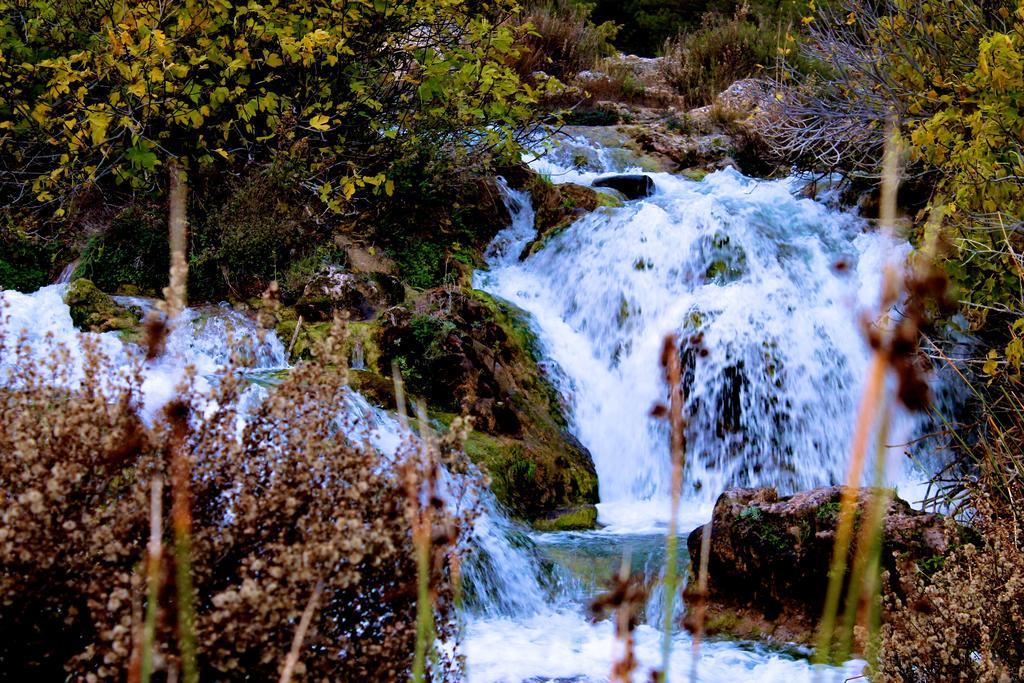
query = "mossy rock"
xmin=63 ymin=279 xmax=140 ymax=334
xmin=372 ymin=287 xmax=598 ymax=524
xmin=533 ymin=505 xmax=599 ymax=532
xmin=520 ymin=180 xmax=608 ymax=258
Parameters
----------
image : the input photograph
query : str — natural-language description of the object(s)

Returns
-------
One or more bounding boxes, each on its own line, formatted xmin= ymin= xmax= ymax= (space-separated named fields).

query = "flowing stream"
xmin=460 ymin=134 xmax=942 ymax=681
xmin=0 ymin=132 xmax=947 ymax=682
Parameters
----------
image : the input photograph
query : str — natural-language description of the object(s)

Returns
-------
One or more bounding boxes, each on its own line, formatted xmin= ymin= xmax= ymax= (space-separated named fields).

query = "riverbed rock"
xmin=593 ymin=174 xmax=655 ymax=199
xmin=295 ymin=266 xmax=404 ymax=322
xmin=685 ymin=486 xmax=963 ymax=646
xmin=63 ymin=279 xmax=140 ymax=335
xmin=373 ymin=288 xmax=599 ymax=522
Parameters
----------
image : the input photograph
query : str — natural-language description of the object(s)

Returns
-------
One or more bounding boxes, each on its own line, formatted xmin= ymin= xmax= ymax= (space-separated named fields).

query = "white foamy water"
xmin=460 ymin=134 xmax=947 ymax=681
xmin=0 ymin=285 xmax=287 ymax=422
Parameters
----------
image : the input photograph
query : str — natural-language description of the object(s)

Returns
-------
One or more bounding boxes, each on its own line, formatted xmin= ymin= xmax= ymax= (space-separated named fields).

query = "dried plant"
xmin=591 ymin=556 xmax=647 ymax=683
xmin=0 ymin=314 xmax=478 ymax=680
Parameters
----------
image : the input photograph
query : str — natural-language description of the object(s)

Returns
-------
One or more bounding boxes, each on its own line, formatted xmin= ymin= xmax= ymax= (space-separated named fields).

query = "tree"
xmin=0 ymin=0 xmax=554 ymax=215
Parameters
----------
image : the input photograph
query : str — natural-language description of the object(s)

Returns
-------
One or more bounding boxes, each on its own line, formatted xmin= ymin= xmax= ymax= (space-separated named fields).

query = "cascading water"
xmin=0 ymin=130 xmax=942 ymax=681
xmin=460 ymin=131 xmax=943 ymax=681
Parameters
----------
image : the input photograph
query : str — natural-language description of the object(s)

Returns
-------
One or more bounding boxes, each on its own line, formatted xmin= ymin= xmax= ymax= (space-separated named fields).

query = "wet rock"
xmin=533 ymin=505 xmax=599 ymax=532
xmin=593 ymin=174 xmax=655 ymax=200
xmin=295 ymin=266 xmax=404 ymax=322
xmin=521 ymin=180 xmax=614 ymax=258
xmin=374 ymin=288 xmax=599 ymax=522
xmin=685 ymin=486 xmax=964 ymax=647
xmin=63 ymin=279 xmax=140 ymax=334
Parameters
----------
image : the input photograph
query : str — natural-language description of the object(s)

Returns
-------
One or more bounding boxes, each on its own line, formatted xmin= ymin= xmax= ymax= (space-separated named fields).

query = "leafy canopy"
xmin=0 ymin=0 xmax=554 ymax=213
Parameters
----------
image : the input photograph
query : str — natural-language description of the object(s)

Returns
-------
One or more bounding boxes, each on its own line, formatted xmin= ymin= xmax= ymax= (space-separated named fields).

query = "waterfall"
xmin=459 ymin=132 xmax=950 ymax=681
xmin=0 ymin=130 xmax=942 ymax=680
xmin=475 ymin=165 xmax=934 ymax=533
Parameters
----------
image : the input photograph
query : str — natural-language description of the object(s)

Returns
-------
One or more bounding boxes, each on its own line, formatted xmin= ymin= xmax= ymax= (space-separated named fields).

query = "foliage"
xmin=515 ymin=0 xmax=618 ymax=80
xmin=760 ymin=1 xmax=1024 ymax=331
xmin=0 ymin=0 xmax=554 ymax=215
xmin=0 ymin=216 xmax=53 ymax=291
xmin=73 ymin=204 xmax=168 ymax=294
xmin=660 ymin=11 xmax=782 ymax=107
xmin=0 ymin=321 xmax=476 ymax=679
xmin=588 ymin=0 xmax=807 ymax=56
xmin=877 ymin=415 xmax=1024 ymax=682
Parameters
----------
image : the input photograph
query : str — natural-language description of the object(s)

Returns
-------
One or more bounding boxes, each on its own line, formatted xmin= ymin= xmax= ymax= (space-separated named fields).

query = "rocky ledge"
xmin=684 ymin=486 xmax=967 ymax=647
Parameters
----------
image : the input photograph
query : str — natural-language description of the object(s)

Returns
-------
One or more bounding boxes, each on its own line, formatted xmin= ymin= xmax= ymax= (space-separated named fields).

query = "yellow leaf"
xmin=128 ymin=80 xmax=147 ymax=98
xmin=385 ymin=179 xmax=395 ymax=197
xmin=309 ymin=114 xmax=330 ymax=131
xmin=266 ymin=53 xmax=283 ymax=68
xmin=88 ymin=110 xmax=112 ymax=145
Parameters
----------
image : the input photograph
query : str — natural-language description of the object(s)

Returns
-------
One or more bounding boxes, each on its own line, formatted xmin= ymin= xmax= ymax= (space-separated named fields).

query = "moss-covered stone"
xmin=686 ymin=486 xmax=965 ymax=650
xmin=63 ymin=279 xmax=140 ymax=334
xmin=533 ymin=505 xmax=599 ymax=532
xmin=362 ymin=287 xmax=598 ymax=524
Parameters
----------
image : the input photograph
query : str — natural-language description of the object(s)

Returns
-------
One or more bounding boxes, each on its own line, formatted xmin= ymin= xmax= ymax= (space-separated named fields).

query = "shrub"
xmin=73 ymin=204 xmax=168 ymax=294
xmin=0 ymin=217 xmax=53 ymax=292
xmin=588 ymin=0 xmax=806 ymax=56
xmin=0 ymin=0 xmax=549 ymax=215
xmin=516 ymin=0 xmax=619 ymax=79
xmin=877 ymin=489 xmax=1024 ymax=680
xmin=660 ymin=12 xmax=781 ymax=107
xmin=0 ymin=320 xmax=476 ymax=679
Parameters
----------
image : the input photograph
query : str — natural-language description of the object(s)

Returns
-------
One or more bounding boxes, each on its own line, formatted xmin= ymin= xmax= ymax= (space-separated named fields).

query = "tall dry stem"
xmin=815 ymin=125 xmax=902 ymax=664
xmin=657 ymin=334 xmax=687 ymax=680
xmin=140 ymin=476 xmax=164 ymax=683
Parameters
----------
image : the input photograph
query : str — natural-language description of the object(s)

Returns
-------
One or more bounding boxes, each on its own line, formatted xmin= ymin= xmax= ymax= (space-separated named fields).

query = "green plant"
xmin=516 ymin=0 xmax=619 ymax=80
xmin=660 ymin=11 xmax=781 ymax=107
xmin=0 ymin=0 xmax=552 ymax=216
xmin=72 ymin=204 xmax=168 ymax=294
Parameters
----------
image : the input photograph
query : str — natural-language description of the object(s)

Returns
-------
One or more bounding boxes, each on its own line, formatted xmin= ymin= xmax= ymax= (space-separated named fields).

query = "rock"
xmin=520 ymin=180 xmax=610 ymax=258
xmin=593 ymin=174 xmax=655 ymax=199
xmin=295 ymin=266 xmax=404 ymax=322
xmin=533 ymin=505 xmax=599 ymax=532
xmin=63 ymin=279 xmax=140 ymax=334
xmin=685 ymin=486 xmax=964 ymax=647
xmin=374 ymin=288 xmax=599 ymax=522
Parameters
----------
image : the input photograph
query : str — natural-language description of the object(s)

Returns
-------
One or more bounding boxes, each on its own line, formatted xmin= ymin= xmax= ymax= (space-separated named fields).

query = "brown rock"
xmin=296 ymin=266 xmax=404 ymax=322
xmin=685 ymin=486 xmax=962 ymax=647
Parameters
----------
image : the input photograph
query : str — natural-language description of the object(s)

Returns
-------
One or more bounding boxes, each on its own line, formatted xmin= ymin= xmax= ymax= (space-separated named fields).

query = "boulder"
xmin=373 ymin=289 xmax=599 ymax=522
xmin=593 ymin=174 xmax=655 ymax=199
xmin=295 ymin=266 xmax=404 ymax=322
xmin=63 ymin=279 xmax=140 ymax=334
xmin=685 ymin=486 xmax=964 ymax=646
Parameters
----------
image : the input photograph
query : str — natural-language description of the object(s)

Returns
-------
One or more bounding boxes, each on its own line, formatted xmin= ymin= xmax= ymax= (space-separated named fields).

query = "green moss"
xmin=817 ymin=500 xmax=842 ymax=523
xmin=682 ymin=168 xmax=709 ymax=182
xmin=63 ymin=279 xmax=140 ymax=334
xmin=739 ymin=506 xmax=764 ymax=523
xmin=704 ymin=610 xmax=741 ymax=635
xmin=73 ymin=205 xmax=169 ymax=295
xmin=389 ymin=240 xmax=449 ymax=289
xmin=595 ymin=191 xmax=624 ymax=208
xmin=533 ymin=505 xmax=598 ymax=532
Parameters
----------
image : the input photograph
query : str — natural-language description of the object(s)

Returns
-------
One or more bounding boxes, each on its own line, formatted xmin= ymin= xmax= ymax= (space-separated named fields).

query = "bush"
xmin=0 ymin=0 xmax=548 ymax=215
xmin=589 ymin=0 xmax=806 ymax=56
xmin=73 ymin=204 xmax=169 ymax=295
xmin=516 ymin=0 xmax=619 ymax=79
xmin=660 ymin=12 xmax=781 ymax=107
xmin=0 ymin=218 xmax=53 ymax=292
xmin=0 ymin=322 xmax=476 ymax=679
